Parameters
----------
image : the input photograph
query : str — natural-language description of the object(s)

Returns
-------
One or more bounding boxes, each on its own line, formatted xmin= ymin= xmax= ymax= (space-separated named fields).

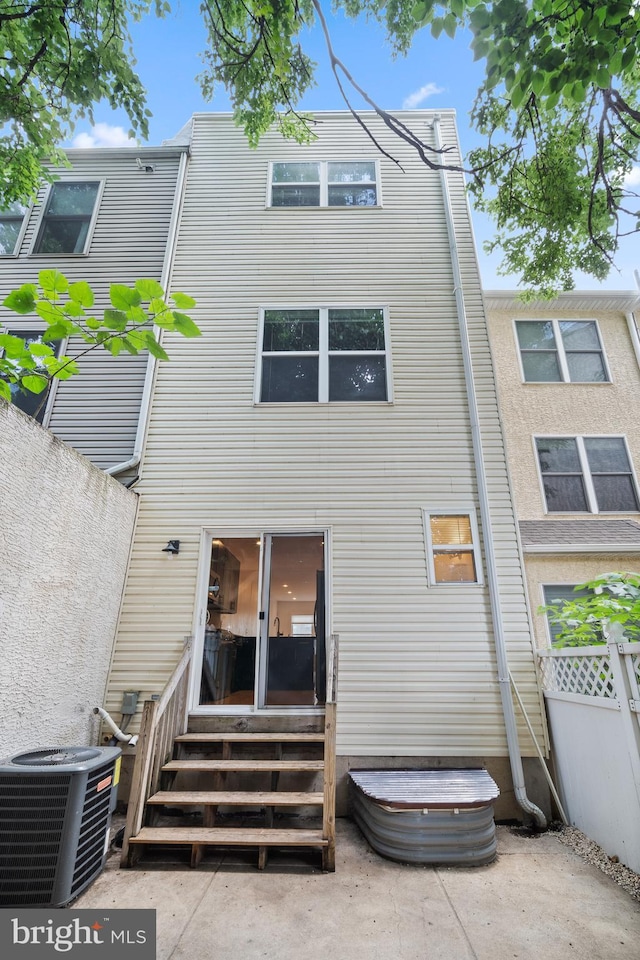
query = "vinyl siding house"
xmin=98 ymin=111 xmax=549 ymax=866
xmin=0 ymin=144 xmax=189 ymax=478
xmin=484 ymin=291 xmax=640 ymax=649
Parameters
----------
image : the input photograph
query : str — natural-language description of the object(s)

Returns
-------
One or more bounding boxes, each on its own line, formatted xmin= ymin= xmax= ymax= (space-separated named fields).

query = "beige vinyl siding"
xmin=106 ymin=112 xmax=545 ymax=757
xmin=0 ymin=148 xmax=186 ymax=471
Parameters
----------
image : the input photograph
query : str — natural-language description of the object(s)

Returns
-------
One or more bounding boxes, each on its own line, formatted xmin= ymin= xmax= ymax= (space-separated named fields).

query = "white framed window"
xmin=423 ymin=509 xmax=483 ymax=585
xmin=269 ymin=161 xmax=379 ymax=207
xmin=32 ymin=180 xmax=103 ymax=255
xmin=515 ymin=319 xmax=609 ymax=383
xmin=257 ymin=307 xmax=390 ymax=403
xmin=0 ymin=327 xmax=63 ymax=423
xmin=542 ymin=584 xmax=597 ymax=645
xmin=535 ymin=436 xmax=640 ymax=513
xmin=0 ymin=200 xmax=29 ymax=255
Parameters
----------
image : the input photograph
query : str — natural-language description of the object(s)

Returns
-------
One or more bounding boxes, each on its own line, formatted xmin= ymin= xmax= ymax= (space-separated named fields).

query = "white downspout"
xmin=433 ymin=115 xmax=547 ymax=827
xmin=625 ymin=312 xmax=640 ymax=373
xmin=106 ymin=148 xmax=190 ymax=477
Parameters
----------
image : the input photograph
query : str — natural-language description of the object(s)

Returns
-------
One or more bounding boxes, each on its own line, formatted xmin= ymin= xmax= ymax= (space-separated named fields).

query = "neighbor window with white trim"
xmin=33 ymin=181 xmax=101 ymax=254
xmin=0 ymin=328 xmax=62 ymax=423
xmin=536 ymin=436 xmax=640 ymax=513
xmin=423 ymin=511 xmax=482 ymax=584
xmin=258 ymin=307 xmax=389 ymax=402
xmin=515 ymin=319 xmax=609 ymax=383
xmin=270 ymin=161 xmax=378 ymax=207
xmin=0 ymin=200 xmax=28 ymax=255
xmin=542 ymin=584 xmax=597 ymax=645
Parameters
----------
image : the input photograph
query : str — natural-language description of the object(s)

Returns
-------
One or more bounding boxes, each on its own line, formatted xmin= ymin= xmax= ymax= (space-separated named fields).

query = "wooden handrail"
xmin=121 ymin=641 xmax=193 ymax=866
xmin=322 ymin=633 xmax=338 ymax=871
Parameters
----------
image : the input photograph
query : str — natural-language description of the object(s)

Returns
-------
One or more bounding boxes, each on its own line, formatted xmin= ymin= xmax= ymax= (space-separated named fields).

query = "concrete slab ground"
xmin=76 ymin=820 xmax=640 ymax=960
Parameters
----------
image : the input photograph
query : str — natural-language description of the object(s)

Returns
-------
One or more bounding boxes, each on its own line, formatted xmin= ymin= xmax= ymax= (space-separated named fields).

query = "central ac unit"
xmin=0 ymin=745 xmax=121 ymax=907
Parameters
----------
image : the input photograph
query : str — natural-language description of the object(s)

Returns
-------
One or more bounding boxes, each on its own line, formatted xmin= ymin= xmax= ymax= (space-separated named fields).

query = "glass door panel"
xmin=262 ymin=534 xmax=325 ymax=707
xmin=199 ymin=537 xmax=261 ymax=706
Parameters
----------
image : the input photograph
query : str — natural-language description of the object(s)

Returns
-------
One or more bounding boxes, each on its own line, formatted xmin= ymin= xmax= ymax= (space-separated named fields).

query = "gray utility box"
xmin=0 ymin=746 xmax=121 ymax=907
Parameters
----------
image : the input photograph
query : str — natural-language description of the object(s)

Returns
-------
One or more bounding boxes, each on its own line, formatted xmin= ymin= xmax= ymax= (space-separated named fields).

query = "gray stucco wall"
xmin=0 ymin=400 xmax=138 ymax=758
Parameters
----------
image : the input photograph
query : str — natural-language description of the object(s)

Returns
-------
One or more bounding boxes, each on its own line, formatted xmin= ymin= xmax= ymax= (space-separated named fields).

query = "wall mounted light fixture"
xmin=162 ymin=539 xmax=180 ymax=554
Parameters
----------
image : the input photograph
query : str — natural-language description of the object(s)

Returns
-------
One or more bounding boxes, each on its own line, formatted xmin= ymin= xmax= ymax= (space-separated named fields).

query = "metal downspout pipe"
xmin=432 ymin=115 xmax=547 ymax=827
xmin=106 ymin=148 xmax=190 ymax=477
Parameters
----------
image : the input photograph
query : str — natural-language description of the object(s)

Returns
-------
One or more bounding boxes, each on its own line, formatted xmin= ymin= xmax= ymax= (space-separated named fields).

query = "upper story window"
xmin=542 ymin=584 xmax=598 ymax=645
xmin=258 ymin=307 xmax=389 ymax=402
xmin=515 ymin=319 xmax=609 ymax=383
xmin=423 ymin=511 xmax=482 ymax=585
xmin=536 ymin=436 xmax=640 ymax=513
xmin=33 ymin=181 xmax=101 ymax=255
xmin=0 ymin=200 xmax=29 ymax=255
xmin=270 ymin=161 xmax=378 ymax=207
xmin=1 ymin=329 xmax=62 ymax=423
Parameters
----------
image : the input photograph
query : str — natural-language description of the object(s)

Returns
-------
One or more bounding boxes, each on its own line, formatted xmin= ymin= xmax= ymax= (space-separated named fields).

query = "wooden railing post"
xmin=120 ymin=699 xmax=159 ymax=867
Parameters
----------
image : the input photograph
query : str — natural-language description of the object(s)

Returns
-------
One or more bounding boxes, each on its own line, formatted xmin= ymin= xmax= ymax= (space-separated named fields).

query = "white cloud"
xmin=623 ymin=166 xmax=640 ymax=188
xmin=402 ymin=83 xmax=445 ymax=110
xmin=72 ymin=123 xmax=137 ymax=148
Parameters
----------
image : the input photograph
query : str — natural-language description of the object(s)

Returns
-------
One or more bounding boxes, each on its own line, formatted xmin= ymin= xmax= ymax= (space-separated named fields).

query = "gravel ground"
xmin=556 ymin=824 xmax=640 ymax=901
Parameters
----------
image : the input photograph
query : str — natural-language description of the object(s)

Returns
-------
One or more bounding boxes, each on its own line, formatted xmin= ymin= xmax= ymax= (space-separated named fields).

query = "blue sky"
xmin=75 ymin=4 xmax=638 ymax=292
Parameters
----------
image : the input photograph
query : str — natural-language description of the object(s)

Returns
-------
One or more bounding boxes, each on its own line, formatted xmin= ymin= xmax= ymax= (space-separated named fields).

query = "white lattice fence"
xmin=538 ymin=647 xmax=616 ymax=699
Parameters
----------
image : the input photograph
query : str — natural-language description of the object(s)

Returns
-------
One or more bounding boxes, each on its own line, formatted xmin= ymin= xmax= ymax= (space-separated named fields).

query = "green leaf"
xmin=68 ymin=281 xmax=94 ymax=308
xmin=596 ymin=67 xmax=611 ymax=88
xmin=153 ymin=307 xmax=176 ymax=330
xmin=28 ymin=342 xmax=54 ymax=358
xmin=145 ymin=333 xmax=170 ymax=361
xmin=110 ymin=284 xmax=142 ymax=311
xmin=103 ymin=337 xmax=123 ymax=357
xmin=171 ymin=291 xmax=197 ymax=309
xmin=21 ymin=374 xmax=49 ymax=394
xmin=0 ymin=333 xmax=27 ymax=358
xmin=0 ymin=380 xmax=11 ymax=402
xmin=3 ymin=285 xmax=37 ymax=315
xmin=443 ymin=13 xmax=457 ymax=38
xmin=135 ymin=278 xmax=164 ymax=300
xmin=103 ymin=309 xmax=128 ymax=332
xmin=38 ymin=270 xmax=68 ymax=295
xmin=84 ymin=317 xmax=103 ymax=330
xmin=173 ymin=312 xmax=202 ymax=338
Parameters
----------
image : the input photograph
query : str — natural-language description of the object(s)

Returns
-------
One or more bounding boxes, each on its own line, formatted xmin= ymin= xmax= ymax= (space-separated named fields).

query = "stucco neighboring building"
xmin=485 ymin=290 xmax=640 ymax=648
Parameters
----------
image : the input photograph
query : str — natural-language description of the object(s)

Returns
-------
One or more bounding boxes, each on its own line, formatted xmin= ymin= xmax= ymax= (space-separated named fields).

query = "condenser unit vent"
xmin=0 ymin=745 xmax=121 ymax=907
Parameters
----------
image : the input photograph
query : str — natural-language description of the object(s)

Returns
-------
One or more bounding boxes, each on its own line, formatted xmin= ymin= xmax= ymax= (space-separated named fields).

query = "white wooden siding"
xmin=105 ymin=112 xmax=545 ymax=757
xmin=0 ymin=148 xmax=186 ymax=470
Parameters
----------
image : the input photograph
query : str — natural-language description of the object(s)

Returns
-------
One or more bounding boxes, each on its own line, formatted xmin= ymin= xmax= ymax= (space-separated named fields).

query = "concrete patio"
xmin=76 ymin=819 xmax=640 ymax=960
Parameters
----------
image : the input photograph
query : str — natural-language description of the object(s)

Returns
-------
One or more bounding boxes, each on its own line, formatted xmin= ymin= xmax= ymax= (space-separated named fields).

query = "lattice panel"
xmin=539 ymin=654 xmax=616 ymax=699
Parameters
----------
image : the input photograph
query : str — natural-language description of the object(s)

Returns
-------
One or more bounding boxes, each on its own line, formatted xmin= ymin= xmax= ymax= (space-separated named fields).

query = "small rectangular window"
xmin=259 ymin=307 xmax=389 ymax=403
xmin=542 ymin=584 xmax=600 ymax=645
xmin=536 ymin=436 xmax=640 ymax=513
xmin=33 ymin=181 xmax=101 ymax=255
xmin=1 ymin=329 xmax=62 ymax=423
xmin=516 ymin=319 xmax=609 ymax=383
xmin=423 ymin=510 xmax=482 ymax=585
xmin=270 ymin=161 xmax=378 ymax=207
xmin=0 ymin=200 xmax=28 ymax=255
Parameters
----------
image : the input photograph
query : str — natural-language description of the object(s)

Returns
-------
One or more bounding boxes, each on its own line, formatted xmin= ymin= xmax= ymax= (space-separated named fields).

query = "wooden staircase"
xmin=120 ymin=640 xmax=338 ymax=872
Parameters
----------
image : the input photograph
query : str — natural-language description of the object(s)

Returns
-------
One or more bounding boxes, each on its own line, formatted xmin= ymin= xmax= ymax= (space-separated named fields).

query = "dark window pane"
xmin=329 ymin=356 xmax=387 ymax=401
xmin=560 ymin=321 xmax=600 ymax=350
xmin=2 ymin=330 xmax=59 ymax=423
xmin=328 ymin=185 xmax=377 ymax=206
xmin=543 ymin=475 xmax=589 ymax=512
xmin=261 ymin=356 xmax=318 ymax=402
xmin=583 ymin=437 xmax=630 ymax=473
xmin=521 ymin=351 xmax=561 ymax=381
xmin=543 ymin=585 xmax=594 ymax=643
xmin=47 ymin=181 xmax=99 ymax=215
xmin=536 ymin=438 xmax=581 ymax=473
xmin=592 ymin=475 xmax=640 ymax=512
xmin=328 ymin=162 xmax=376 ymax=183
xmin=263 ymin=311 xmax=319 ymax=351
xmin=329 ymin=308 xmax=384 ymax=350
xmin=271 ymin=185 xmax=320 ymax=206
xmin=516 ymin=321 xmax=556 ymax=350
xmin=272 ymin=162 xmax=320 ymax=183
xmin=566 ymin=352 xmax=607 ymax=382
xmin=36 ymin=219 xmax=90 ymax=254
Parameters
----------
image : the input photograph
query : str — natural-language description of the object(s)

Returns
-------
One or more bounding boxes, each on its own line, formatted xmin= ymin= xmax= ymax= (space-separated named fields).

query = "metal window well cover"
xmin=349 ymin=769 xmax=500 ymax=866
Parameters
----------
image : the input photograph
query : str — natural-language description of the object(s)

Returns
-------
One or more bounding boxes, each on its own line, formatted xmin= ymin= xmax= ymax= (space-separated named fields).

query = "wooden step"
xmin=129 ymin=827 xmax=328 ymax=847
xmin=176 ymin=733 xmax=325 ymax=743
xmin=148 ymin=790 xmax=324 ymax=806
xmin=162 ymin=759 xmax=324 ymax=773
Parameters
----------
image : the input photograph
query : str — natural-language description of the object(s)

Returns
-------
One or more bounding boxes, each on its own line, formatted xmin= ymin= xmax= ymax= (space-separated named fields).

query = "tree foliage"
xmin=1 ymin=1 xmax=639 ymax=292
xmin=0 ymin=271 xmax=199 ymax=411
xmin=541 ymin=572 xmax=640 ymax=647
